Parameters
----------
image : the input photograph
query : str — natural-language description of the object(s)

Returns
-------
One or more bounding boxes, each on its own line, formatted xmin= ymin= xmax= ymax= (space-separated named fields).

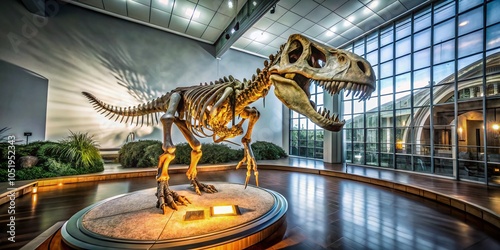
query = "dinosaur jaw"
xmin=271 ymin=73 xmax=373 ymax=132
xmin=271 ymin=73 xmax=344 ymax=131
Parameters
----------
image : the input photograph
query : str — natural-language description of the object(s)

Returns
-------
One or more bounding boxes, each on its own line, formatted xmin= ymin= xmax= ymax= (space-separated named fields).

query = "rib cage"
xmin=82 ymin=91 xmax=170 ymax=126
xmin=82 ymin=78 xmax=240 ymax=134
xmin=180 ymin=80 xmax=237 ymax=138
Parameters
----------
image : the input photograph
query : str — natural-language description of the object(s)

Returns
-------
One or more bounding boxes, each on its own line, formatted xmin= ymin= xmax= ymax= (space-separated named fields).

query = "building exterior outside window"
xmin=289 ymin=83 xmax=324 ymax=159
xmin=341 ymin=0 xmax=500 ymax=185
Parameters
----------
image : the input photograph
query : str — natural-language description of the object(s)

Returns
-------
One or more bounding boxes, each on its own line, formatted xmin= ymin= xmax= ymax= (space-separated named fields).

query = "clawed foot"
xmin=156 ymin=180 xmax=191 ymax=213
xmin=236 ymin=154 xmax=259 ymax=188
xmin=191 ymin=178 xmax=218 ymax=195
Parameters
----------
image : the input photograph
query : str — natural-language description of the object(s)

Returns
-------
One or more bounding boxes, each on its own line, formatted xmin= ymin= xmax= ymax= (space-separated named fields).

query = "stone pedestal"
xmin=61 ymin=182 xmax=287 ymax=249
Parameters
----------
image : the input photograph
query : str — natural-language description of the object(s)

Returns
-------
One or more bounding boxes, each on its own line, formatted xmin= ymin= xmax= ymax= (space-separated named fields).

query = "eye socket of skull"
xmin=308 ymin=45 xmax=326 ymax=68
xmin=287 ymin=40 xmax=303 ymax=63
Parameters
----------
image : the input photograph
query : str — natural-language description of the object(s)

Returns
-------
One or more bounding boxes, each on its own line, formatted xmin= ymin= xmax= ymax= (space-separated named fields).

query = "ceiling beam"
xmin=214 ymin=0 xmax=279 ymax=58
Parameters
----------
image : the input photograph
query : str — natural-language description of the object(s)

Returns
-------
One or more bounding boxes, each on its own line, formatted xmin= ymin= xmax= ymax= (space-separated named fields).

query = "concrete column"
xmin=323 ymin=92 xmax=343 ymax=163
xmin=282 ymin=105 xmax=290 ymax=154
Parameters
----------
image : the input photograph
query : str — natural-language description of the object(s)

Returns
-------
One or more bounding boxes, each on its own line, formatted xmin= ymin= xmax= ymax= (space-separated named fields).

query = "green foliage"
xmin=46 ymin=158 xmax=79 ymax=176
xmin=0 ymin=169 xmax=7 ymax=182
xmin=0 ymin=127 xmax=10 ymax=141
xmin=54 ymin=131 xmax=103 ymax=169
xmin=141 ymin=143 xmax=163 ymax=168
xmin=119 ymin=140 xmax=161 ymax=168
xmin=170 ymin=143 xmax=191 ymax=165
xmin=250 ymin=141 xmax=288 ymax=160
xmin=0 ymin=142 xmax=9 ymax=169
xmin=17 ymin=141 xmax=59 ymax=158
xmin=199 ymin=143 xmax=240 ymax=164
xmin=119 ymin=140 xmax=287 ymax=168
xmin=0 ymin=132 xmax=104 ymax=181
xmin=16 ymin=166 xmax=58 ymax=180
xmin=172 ymin=143 xmax=240 ymax=165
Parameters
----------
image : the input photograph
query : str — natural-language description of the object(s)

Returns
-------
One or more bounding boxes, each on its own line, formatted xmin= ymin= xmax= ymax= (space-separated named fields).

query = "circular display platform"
xmin=61 ymin=182 xmax=288 ymax=249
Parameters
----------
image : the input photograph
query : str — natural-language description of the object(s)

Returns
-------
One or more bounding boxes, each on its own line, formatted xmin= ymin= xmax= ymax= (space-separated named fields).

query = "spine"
xmin=82 ymin=91 xmax=169 ymax=126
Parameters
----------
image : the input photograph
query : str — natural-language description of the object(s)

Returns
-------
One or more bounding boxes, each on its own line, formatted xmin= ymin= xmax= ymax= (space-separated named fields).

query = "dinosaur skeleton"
xmin=83 ymin=34 xmax=376 ymax=214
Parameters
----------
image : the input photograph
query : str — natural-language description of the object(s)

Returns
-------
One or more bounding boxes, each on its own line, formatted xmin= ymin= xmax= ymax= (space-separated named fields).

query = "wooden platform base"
xmin=57 ymin=183 xmax=287 ymax=249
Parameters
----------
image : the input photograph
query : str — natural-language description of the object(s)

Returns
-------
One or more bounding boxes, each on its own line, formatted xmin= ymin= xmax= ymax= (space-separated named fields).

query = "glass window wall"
xmin=289 ymin=83 xmax=324 ymax=159
xmin=341 ymin=0 xmax=500 ymax=185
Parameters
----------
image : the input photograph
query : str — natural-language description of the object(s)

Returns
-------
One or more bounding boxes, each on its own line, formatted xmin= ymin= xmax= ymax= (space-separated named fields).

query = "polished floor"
xmin=1 ymin=167 xmax=499 ymax=249
xmin=261 ymin=158 xmax=500 ymax=216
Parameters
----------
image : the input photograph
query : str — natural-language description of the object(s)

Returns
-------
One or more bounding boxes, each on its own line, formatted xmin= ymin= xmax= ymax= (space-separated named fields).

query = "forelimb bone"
xmin=236 ymin=106 xmax=260 ymax=188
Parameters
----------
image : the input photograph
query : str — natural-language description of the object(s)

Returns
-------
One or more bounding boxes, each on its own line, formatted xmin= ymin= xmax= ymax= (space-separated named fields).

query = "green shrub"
xmin=16 ymin=141 xmax=55 ymax=157
xmin=54 ymin=131 xmax=103 ymax=170
xmin=0 ymin=132 xmax=104 ymax=181
xmin=199 ymin=143 xmax=240 ymax=164
xmin=167 ymin=143 xmax=240 ymax=165
xmin=36 ymin=142 xmax=62 ymax=165
xmin=118 ymin=140 xmax=287 ymax=168
xmin=0 ymin=169 xmax=7 ymax=182
xmin=16 ymin=166 xmax=58 ymax=180
xmin=0 ymin=142 xmax=9 ymax=169
xmin=251 ymin=141 xmax=287 ymax=160
xmin=171 ymin=143 xmax=192 ymax=165
xmin=140 ymin=143 xmax=163 ymax=168
xmin=119 ymin=140 xmax=161 ymax=168
xmin=47 ymin=158 xmax=79 ymax=176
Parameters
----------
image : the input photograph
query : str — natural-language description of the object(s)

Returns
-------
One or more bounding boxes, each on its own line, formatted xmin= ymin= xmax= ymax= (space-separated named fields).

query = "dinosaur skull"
xmin=269 ymin=34 xmax=376 ymax=131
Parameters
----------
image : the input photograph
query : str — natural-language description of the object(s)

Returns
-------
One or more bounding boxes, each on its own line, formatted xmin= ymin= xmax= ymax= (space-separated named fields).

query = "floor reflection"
xmin=1 ymin=169 xmax=499 ymax=250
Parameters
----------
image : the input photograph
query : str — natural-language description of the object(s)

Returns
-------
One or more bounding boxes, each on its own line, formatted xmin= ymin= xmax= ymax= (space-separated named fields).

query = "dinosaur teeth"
xmin=333 ymin=82 xmax=338 ymax=94
xmin=338 ymin=81 xmax=345 ymax=90
xmin=346 ymin=82 xmax=353 ymax=90
xmin=285 ymin=73 xmax=295 ymax=79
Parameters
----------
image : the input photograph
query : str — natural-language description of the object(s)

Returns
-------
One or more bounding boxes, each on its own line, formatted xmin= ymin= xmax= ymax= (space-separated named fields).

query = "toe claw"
xmin=244 ymin=175 xmax=250 ymax=189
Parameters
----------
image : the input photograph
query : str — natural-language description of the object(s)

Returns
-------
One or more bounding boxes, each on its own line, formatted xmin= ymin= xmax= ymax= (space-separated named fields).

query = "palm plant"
xmin=0 ymin=127 xmax=10 ymax=141
xmin=54 ymin=131 xmax=103 ymax=169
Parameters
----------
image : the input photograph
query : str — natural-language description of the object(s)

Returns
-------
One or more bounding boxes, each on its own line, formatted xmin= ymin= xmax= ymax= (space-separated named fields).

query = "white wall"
xmin=0 ymin=0 xmax=283 ymax=148
xmin=0 ymin=60 xmax=48 ymax=143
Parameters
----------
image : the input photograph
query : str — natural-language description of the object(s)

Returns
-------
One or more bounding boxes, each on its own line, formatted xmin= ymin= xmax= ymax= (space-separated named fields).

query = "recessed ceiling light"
xmin=253 ymin=1 xmax=257 ymax=6
xmin=459 ymin=21 xmax=469 ymax=26
xmin=326 ymin=31 xmax=334 ymax=37
xmin=330 ymin=27 xmax=337 ymax=32
xmin=251 ymin=30 xmax=267 ymax=41
xmin=228 ymin=0 xmax=234 ymax=9
xmin=369 ymin=0 xmax=379 ymax=9
xmin=185 ymin=8 xmax=200 ymax=19
xmin=159 ymin=0 xmax=168 ymax=5
xmin=348 ymin=16 xmax=355 ymax=22
xmin=363 ymin=7 xmax=371 ymax=14
xmin=344 ymin=20 xmax=351 ymax=27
